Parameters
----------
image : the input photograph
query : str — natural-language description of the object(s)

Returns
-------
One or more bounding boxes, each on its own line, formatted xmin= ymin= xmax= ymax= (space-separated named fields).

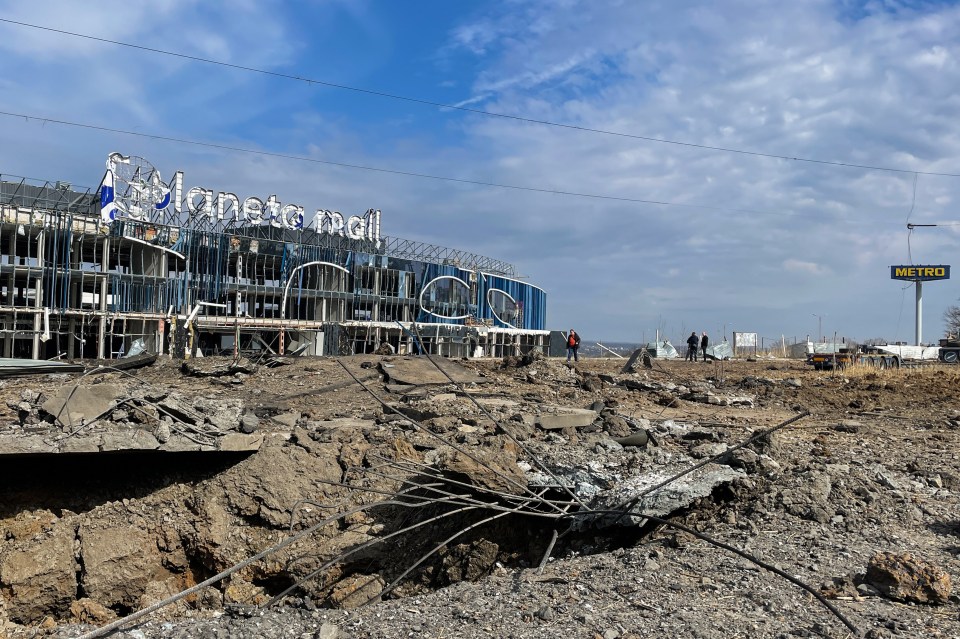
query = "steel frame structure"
xmin=0 ymin=176 xmax=545 ymax=359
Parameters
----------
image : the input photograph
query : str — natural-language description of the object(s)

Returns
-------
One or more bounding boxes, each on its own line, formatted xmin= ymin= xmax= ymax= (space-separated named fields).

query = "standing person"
xmin=566 ymin=329 xmax=581 ymax=363
xmin=686 ymin=331 xmax=699 ymax=362
xmin=701 ymin=331 xmax=709 ymax=362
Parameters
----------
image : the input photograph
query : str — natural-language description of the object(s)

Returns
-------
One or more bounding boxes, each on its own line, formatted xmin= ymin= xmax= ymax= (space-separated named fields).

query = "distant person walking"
xmin=686 ymin=331 xmax=699 ymax=362
xmin=701 ymin=331 xmax=709 ymax=362
xmin=566 ymin=329 xmax=581 ymax=363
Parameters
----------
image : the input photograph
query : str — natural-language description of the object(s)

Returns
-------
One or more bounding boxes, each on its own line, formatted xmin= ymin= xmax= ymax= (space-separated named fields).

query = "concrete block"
xmin=270 ymin=411 xmax=301 ymax=428
xmin=536 ymin=406 xmax=598 ymax=430
xmin=219 ymin=432 xmax=264 ymax=452
xmin=58 ymin=436 xmax=102 ymax=454
xmin=100 ymin=431 xmax=159 ymax=452
xmin=0 ymin=434 xmax=51 ymax=454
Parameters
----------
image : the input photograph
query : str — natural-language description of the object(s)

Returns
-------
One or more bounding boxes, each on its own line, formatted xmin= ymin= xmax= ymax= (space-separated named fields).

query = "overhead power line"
xmin=3 ymin=17 xmax=960 ymax=179
xmin=0 ymin=109 xmax=782 ymax=216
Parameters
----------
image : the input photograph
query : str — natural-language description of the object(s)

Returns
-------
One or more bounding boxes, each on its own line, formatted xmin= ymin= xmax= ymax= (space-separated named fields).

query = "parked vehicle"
xmin=807 ymin=346 xmax=901 ymax=370
xmin=939 ymin=337 xmax=960 ymax=363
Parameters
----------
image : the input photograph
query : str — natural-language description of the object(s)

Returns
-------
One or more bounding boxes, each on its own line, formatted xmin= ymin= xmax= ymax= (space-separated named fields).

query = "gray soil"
xmin=1 ymin=354 xmax=958 ymax=639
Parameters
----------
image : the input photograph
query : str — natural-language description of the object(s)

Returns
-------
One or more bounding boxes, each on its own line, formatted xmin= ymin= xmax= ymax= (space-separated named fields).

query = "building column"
xmin=97 ymin=238 xmax=109 ymax=359
xmin=32 ymin=231 xmax=44 ymax=359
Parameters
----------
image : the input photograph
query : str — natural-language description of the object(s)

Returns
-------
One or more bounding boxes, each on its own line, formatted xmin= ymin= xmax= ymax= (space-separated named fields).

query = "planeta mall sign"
xmin=99 ymin=153 xmax=381 ymax=240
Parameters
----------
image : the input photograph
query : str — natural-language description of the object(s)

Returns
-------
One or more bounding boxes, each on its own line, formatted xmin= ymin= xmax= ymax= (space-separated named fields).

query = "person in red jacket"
xmin=566 ymin=329 xmax=581 ymax=363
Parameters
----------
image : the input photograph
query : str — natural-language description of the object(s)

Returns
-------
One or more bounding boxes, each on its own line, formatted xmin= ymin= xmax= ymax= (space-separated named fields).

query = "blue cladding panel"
xmin=63 ymin=220 xmax=547 ymax=330
xmin=415 ymin=263 xmax=474 ymax=323
xmin=479 ymin=273 xmax=546 ymax=330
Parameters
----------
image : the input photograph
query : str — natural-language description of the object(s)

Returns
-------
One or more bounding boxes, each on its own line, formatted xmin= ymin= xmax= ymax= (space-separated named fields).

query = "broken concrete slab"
xmin=270 ymin=411 xmax=302 ymax=428
xmin=41 ymin=384 xmax=123 ymax=428
xmin=0 ymin=434 xmax=50 ymax=454
xmin=385 ymin=384 xmax=428 ymax=396
xmin=192 ymin=396 xmax=244 ymax=430
xmin=565 ymin=463 xmax=746 ymax=530
xmin=474 ymin=397 xmax=520 ymax=409
xmin=181 ymin=357 xmax=256 ymax=377
xmin=101 ymin=430 xmax=161 ymax=452
xmin=313 ymin=418 xmax=378 ymax=430
xmin=379 ymin=357 xmax=488 ymax=387
xmin=0 ymin=426 xmax=262 ymax=455
xmin=159 ymin=436 xmax=216 ymax=453
xmin=220 ymin=432 xmax=265 ymax=452
xmin=57 ymin=436 xmax=101 ymax=454
xmin=536 ymin=406 xmax=599 ymax=430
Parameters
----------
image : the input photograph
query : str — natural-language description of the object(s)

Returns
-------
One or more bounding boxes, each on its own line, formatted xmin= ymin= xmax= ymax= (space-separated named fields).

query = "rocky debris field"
xmin=0 ymin=353 xmax=958 ymax=638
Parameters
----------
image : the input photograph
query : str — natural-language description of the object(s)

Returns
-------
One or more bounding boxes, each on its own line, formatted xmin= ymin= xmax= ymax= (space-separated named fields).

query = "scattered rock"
xmin=613 ymin=431 xmax=649 ymax=447
xmin=328 ymin=574 xmax=385 ymax=609
xmin=835 ymin=420 xmax=861 ymax=433
xmin=534 ymin=605 xmax=555 ymax=621
xmin=271 ymin=410 xmax=302 ymax=428
xmin=317 ymin=622 xmax=341 ymax=639
xmin=865 ymin=552 xmax=952 ymax=604
xmin=69 ymin=598 xmax=117 ymax=624
xmin=240 ymin=412 xmax=260 ymax=433
xmin=439 ymin=540 xmax=499 ymax=584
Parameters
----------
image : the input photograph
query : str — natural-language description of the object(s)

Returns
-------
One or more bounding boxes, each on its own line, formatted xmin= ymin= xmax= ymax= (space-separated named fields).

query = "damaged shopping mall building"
xmin=0 ymin=153 xmax=548 ymax=360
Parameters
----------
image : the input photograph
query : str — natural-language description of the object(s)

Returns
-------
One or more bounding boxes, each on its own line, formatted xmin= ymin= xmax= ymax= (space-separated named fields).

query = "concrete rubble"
xmin=0 ymin=372 xmax=262 ymax=455
xmin=0 ymin=354 xmax=958 ymax=639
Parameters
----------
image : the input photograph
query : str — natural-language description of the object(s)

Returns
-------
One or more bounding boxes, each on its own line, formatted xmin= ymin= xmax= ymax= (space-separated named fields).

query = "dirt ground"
xmin=1 ymin=353 xmax=959 ymax=638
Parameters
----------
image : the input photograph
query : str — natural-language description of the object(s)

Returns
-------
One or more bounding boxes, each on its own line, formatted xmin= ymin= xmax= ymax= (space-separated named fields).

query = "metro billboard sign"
xmin=890 ymin=265 xmax=950 ymax=281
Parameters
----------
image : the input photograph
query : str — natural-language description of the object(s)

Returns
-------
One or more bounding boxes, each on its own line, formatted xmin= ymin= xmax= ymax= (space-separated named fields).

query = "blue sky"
xmin=1 ymin=0 xmax=960 ymax=345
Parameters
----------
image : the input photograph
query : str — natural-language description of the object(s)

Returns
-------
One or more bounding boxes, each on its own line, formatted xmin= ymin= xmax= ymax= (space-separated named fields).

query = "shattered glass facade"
xmin=0 ymin=174 xmax=548 ymax=359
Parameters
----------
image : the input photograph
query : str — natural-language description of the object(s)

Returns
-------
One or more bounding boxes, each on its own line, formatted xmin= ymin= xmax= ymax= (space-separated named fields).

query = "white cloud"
xmin=2 ymin=0 xmax=960 ymax=344
xmin=783 ymin=259 xmax=831 ymax=276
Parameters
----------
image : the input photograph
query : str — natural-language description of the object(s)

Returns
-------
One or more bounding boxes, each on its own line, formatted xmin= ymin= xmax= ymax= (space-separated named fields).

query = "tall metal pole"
xmin=915 ymin=280 xmax=923 ymax=346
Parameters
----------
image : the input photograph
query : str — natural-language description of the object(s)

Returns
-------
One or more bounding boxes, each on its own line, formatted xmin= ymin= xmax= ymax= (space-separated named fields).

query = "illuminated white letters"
xmin=316 ymin=210 xmax=345 ymax=236
xmin=218 ymin=192 xmax=240 ymax=220
xmin=243 ymin=197 xmax=265 ymax=224
xmin=186 ymin=187 xmax=214 ymax=218
xmin=347 ymin=216 xmax=365 ymax=240
xmin=104 ymin=153 xmax=379 ymax=239
xmin=281 ymin=204 xmax=304 ymax=230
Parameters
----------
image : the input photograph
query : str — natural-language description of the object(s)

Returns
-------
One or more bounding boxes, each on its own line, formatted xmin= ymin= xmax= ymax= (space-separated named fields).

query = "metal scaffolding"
xmin=0 ymin=176 xmax=546 ymax=360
